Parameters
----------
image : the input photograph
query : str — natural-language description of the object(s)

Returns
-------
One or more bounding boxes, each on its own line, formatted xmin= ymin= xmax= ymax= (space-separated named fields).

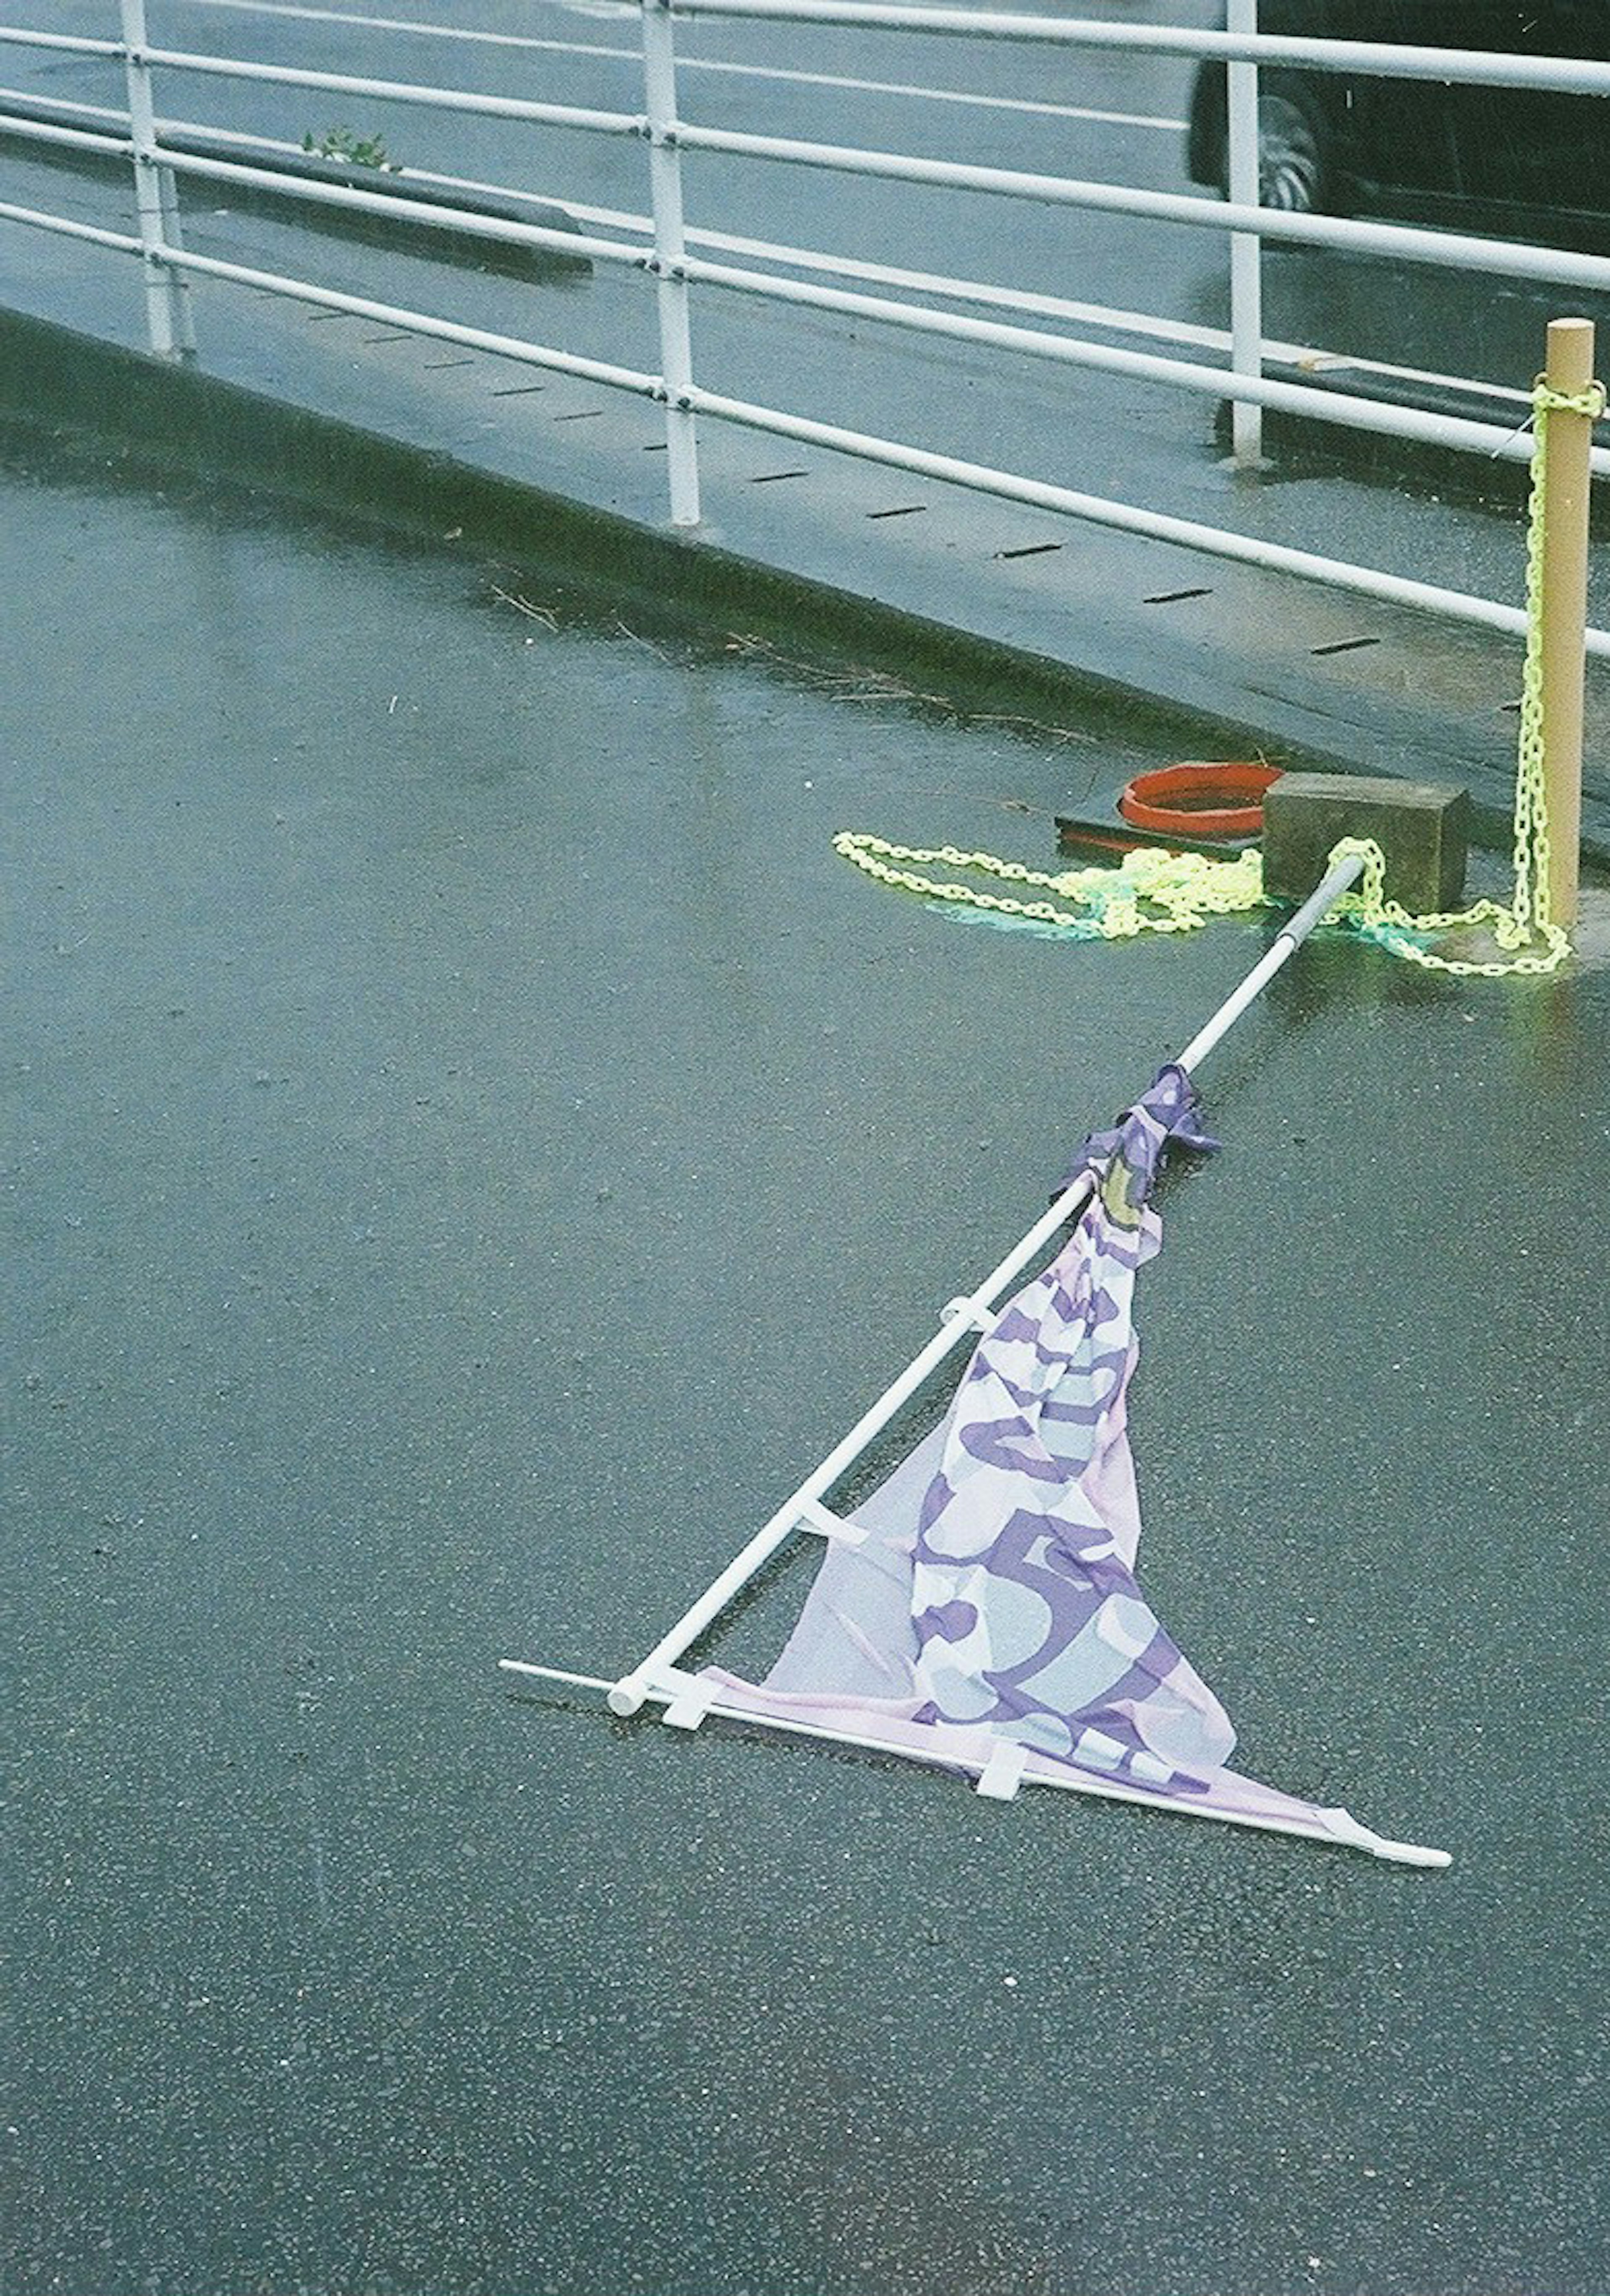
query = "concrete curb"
xmin=3 ymin=300 xmax=1605 ymax=873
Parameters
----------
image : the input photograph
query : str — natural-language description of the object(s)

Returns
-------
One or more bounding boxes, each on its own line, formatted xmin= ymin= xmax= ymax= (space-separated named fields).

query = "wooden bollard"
xmin=1538 ymin=317 xmax=1596 ymax=931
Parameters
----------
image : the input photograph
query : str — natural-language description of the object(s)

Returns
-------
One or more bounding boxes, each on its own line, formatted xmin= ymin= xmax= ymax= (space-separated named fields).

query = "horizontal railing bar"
xmin=0 ymin=109 xmax=130 ymax=161
xmin=0 ymin=84 xmax=123 ymax=127
xmin=683 ymin=230 xmax=1585 ymax=436
xmin=0 ymin=195 xmax=142 ymax=254
xmin=9 ymin=106 xmax=1587 ymax=471
xmin=171 ymin=0 xmax=599 ymax=52
xmin=673 ymin=123 xmax=1610 ymax=294
xmin=8 ymin=6 xmax=1600 ymax=99
xmin=139 ymin=44 xmax=645 ymax=136
xmin=0 ymin=88 xmax=1578 ymax=418
xmin=680 ymin=384 xmax=1610 ymax=656
xmin=669 ymin=1 xmax=1610 ymax=94
xmin=157 ymin=0 xmax=1189 ymax=132
xmin=554 ymin=192 xmax=1551 ymax=414
xmin=0 ymin=78 xmax=1562 ymax=431
xmin=678 ymin=252 xmax=1592 ymax=470
xmin=153 ymin=146 xmax=650 ymax=270
xmin=0 ymin=26 xmax=120 ymax=59
xmin=91 ymin=0 xmax=1610 ymax=100
xmin=31 ymin=226 xmax=665 ymax=392
xmin=166 ymin=246 xmax=663 ymax=392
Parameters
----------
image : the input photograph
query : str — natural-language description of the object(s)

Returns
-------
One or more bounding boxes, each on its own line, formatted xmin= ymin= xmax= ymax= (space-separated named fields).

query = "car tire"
xmin=1256 ymin=81 xmax=1333 ymax=214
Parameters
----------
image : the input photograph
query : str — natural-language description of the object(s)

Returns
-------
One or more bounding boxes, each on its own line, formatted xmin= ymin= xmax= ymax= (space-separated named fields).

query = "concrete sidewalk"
xmin=6 ymin=382 xmax=1608 ymax=2296
xmin=2 ymin=155 xmax=1607 ymax=861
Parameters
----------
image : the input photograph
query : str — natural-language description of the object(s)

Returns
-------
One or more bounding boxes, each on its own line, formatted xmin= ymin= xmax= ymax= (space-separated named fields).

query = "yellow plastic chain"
xmin=836 ymin=375 xmax=1602 ymax=977
xmin=829 ymin=832 xmax=1265 ymax=940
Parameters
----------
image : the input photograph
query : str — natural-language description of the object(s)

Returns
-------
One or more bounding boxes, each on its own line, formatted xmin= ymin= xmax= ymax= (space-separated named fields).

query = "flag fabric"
xmin=704 ymin=1066 xmax=1444 ymax=1861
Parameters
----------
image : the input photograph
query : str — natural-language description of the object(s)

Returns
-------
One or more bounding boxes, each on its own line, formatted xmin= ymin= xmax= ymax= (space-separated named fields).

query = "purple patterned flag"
xmin=706 ymin=1067 xmax=1446 ymax=1864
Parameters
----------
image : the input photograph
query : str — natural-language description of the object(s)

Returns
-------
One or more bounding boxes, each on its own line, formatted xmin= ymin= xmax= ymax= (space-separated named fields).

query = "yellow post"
xmin=1538 ymin=317 xmax=1595 ymax=930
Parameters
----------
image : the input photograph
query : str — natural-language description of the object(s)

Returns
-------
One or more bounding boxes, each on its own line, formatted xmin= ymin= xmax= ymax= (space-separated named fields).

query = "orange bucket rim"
xmin=1118 ymin=760 xmax=1282 ymax=838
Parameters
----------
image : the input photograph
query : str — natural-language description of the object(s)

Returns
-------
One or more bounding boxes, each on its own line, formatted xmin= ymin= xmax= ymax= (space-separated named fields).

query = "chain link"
xmin=836 ymin=374 xmax=1599 ymax=976
xmin=831 ymin=832 xmax=1266 ymax=940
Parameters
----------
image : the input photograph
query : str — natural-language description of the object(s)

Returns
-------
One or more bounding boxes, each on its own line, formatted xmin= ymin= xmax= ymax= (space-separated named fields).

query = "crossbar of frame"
xmin=495 ymin=1659 xmax=1448 ymax=1864
xmin=593 ymin=1160 xmax=1102 ymax=1718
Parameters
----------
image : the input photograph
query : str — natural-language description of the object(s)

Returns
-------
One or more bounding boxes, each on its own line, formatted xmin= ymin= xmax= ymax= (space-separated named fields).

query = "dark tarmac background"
xmin=6 ymin=384 xmax=1609 ymax=2296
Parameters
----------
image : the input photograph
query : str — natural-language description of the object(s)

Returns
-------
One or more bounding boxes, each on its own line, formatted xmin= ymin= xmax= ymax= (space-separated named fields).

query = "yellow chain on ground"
xmin=836 ymin=374 xmax=1600 ymax=978
xmin=831 ymin=832 xmax=1265 ymax=940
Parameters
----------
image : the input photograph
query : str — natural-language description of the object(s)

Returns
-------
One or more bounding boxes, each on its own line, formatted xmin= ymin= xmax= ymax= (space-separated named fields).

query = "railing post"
xmin=1224 ymin=0 xmax=1263 ymax=467
xmin=1539 ymin=315 xmax=1596 ymax=929
xmin=641 ymin=0 xmax=700 ymax=526
xmin=118 ymin=0 xmax=196 ymax=358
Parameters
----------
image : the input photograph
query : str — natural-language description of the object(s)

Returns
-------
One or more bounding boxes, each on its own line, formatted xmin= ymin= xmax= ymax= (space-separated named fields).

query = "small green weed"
xmin=301 ymin=126 xmax=401 ymax=173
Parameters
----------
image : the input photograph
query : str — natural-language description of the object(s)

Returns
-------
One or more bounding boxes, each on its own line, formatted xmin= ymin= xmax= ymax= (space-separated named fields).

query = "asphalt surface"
xmin=5 ymin=0 xmax=1609 ymax=842
xmin=6 ymin=396 xmax=1610 ymax=2296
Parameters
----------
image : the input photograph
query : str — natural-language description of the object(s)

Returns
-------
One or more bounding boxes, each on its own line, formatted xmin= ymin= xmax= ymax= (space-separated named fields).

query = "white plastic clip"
xmin=797 ymin=1498 xmax=867 ymax=1546
xmin=975 ymin=1739 xmax=1029 ymax=1801
xmin=940 ymin=1294 xmax=999 ymax=1336
xmin=661 ymin=1684 xmax=714 ymax=1732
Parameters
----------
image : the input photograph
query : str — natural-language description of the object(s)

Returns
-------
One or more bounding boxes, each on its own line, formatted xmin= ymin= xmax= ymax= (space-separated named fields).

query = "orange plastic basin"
xmin=1117 ymin=761 xmax=1282 ymax=839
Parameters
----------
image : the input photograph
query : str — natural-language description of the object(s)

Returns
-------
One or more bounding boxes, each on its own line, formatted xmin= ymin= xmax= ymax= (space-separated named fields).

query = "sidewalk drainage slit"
xmin=491 ymin=383 xmax=546 ymax=397
xmin=1144 ymin=586 xmax=1213 ymax=604
xmin=867 ymin=504 xmax=927 ymax=519
xmin=642 ymin=442 xmax=669 ymax=451
xmin=1310 ymin=635 xmax=1382 ymax=657
xmin=554 ymin=409 xmax=605 ymax=423
xmin=995 ymin=542 xmax=1062 ymax=561
xmin=750 ymin=469 xmax=810 ymax=484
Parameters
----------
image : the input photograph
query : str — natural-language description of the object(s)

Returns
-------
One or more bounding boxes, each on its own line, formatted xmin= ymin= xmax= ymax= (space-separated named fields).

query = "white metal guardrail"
xmin=0 ymin=0 xmax=1605 ymax=655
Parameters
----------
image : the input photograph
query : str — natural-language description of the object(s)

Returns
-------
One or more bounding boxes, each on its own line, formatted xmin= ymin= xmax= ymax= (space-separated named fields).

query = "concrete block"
xmin=1262 ymin=772 xmax=1469 ymax=913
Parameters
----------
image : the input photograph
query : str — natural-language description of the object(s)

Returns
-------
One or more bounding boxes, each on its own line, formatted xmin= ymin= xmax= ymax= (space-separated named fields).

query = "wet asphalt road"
xmin=6 ymin=411 xmax=1609 ymax=2295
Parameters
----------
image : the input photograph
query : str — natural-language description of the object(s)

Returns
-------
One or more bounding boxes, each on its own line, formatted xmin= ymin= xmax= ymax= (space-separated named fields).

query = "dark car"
xmin=1186 ymin=1 xmax=1610 ymax=246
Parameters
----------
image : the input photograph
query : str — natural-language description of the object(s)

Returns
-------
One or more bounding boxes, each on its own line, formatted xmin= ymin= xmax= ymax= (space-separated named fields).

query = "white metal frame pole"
xmin=1174 ymin=847 xmax=1362 ymax=1071
xmin=1224 ymin=0 xmax=1262 ymax=467
xmin=601 ymin=848 xmax=1365 ymax=1717
xmin=642 ymin=0 xmax=701 ymax=525
xmin=118 ymin=0 xmax=195 ymax=358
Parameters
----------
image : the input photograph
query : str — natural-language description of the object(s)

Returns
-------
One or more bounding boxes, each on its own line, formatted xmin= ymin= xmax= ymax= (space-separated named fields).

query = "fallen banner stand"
xmin=502 ymin=850 xmax=1451 ymax=1868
